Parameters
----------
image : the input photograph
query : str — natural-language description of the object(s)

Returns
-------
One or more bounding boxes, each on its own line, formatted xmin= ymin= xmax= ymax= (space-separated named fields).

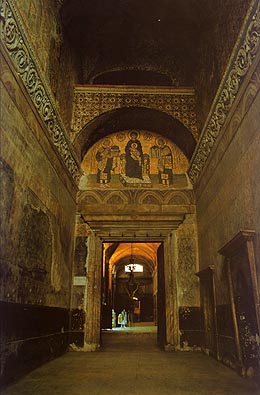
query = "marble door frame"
xmin=82 ymin=229 xmax=180 ymax=351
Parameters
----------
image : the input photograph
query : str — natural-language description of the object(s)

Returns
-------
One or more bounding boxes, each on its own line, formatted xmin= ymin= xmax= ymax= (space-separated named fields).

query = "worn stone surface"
xmin=2 ymin=331 xmax=260 ymax=395
xmin=0 ymin=31 xmax=77 ymax=386
xmin=17 ymin=203 xmax=52 ymax=304
xmin=0 ymin=159 xmax=15 ymax=277
xmin=1 ymin=52 xmax=77 ymax=306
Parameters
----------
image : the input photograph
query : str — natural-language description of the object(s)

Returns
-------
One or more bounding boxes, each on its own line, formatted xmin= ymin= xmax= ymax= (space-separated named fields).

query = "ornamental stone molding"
xmin=0 ymin=0 xmax=80 ymax=183
xmin=71 ymin=85 xmax=198 ymax=140
xmin=188 ymin=0 xmax=260 ymax=185
xmin=77 ymin=189 xmax=195 ymax=209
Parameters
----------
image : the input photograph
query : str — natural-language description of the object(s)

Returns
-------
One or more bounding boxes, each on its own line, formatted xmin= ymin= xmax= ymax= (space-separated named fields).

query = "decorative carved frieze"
xmin=77 ymin=189 xmax=195 ymax=208
xmin=194 ymin=61 xmax=260 ymax=199
xmin=0 ymin=0 xmax=80 ymax=183
xmin=71 ymin=86 xmax=198 ymax=140
xmin=188 ymin=1 xmax=260 ymax=185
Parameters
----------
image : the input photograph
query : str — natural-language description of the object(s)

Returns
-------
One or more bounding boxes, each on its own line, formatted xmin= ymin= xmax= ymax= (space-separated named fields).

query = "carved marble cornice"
xmin=71 ymin=85 xmax=198 ymax=140
xmin=188 ymin=1 xmax=260 ymax=185
xmin=0 ymin=0 xmax=80 ymax=183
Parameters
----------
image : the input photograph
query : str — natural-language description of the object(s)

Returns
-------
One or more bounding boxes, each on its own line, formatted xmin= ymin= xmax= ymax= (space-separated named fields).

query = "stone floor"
xmin=1 ymin=325 xmax=259 ymax=395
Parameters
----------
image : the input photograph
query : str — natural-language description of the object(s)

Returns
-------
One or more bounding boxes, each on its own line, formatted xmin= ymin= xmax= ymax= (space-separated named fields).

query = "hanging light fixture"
xmin=126 ymin=243 xmax=138 ymax=298
xmin=127 ymin=242 xmax=136 ymax=273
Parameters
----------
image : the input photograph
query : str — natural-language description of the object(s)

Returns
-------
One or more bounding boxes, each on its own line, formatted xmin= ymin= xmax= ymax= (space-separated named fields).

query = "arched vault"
xmin=104 ymin=242 xmax=161 ymax=275
xmin=73 ymin=107 xmax=196 ymax=161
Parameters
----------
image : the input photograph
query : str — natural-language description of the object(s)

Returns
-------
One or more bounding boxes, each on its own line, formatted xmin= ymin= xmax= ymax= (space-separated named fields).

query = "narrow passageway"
xmin=2 ymin=326 xmax=259 ymax=395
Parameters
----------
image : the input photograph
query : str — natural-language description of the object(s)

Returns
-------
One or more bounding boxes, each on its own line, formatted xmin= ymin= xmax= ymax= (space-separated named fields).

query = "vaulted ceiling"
xmin=60 ymin=0 xmax=249 ymax=85
xmin=61 ymin=0 xmax=208 ymax=86
xmin=104 ymin=242 xmax=160 ymax=276
xmin=60 ymin=0 xmax=251 ymax=131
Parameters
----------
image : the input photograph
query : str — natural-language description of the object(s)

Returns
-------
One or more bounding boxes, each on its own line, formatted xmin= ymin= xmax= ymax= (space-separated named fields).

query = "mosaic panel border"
xmin=71 ymin=86 xmax=198 ymax=140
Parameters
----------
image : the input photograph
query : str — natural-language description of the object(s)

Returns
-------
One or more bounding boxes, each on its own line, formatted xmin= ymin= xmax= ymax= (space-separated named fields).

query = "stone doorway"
xmin=81 ymin=227 xmax=187 ymax=352
xmin=73 ymin=187 xmax=199 ymax=352
xmin=101 ymin=242 xmax=161 ymax=342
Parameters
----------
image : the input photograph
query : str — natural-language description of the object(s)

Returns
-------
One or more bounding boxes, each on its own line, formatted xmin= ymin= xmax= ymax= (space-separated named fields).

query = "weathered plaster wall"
xmin=195 ymin=59 xmax=260 ymax=368
xmin=0 ymin=49 xmax=77 ymax=385
xmin=14 ymin=0 xmax=79 ymax=130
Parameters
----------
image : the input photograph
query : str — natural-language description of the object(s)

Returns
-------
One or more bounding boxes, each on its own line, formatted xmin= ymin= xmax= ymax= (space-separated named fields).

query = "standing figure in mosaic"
xmin=96 ymin=138 xmax=119 ymax=184
xmin=156 ymin=137 xmax=173 ymax=185
xmin=143 ymin=154 xmax=150 ymax=176
xmin=125 ymin=131 xmax=144 ymax=179
xmin=120 ymin=154 xmax=126 ymax=175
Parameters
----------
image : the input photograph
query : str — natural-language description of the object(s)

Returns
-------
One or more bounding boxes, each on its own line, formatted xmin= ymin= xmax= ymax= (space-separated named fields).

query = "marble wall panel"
xmin=0 ymin=159 xmax=15 ymax=284
xmin=0 ymin=301 xmax=70 ymax=387
xmin=1 ymin=55 xmax=77 ymax=307
xmin=195 ymin=61 xmax=260 ymax=378
xmin=196 ymin=68 xmax=260 ymax=305
xmin=179 ymin=306 xmax=202 ymax=349
xmin=1 ymin=40 xmax=78 ymax=386
xmin=74 ymin=237 xmax=88 ymax=276
xmin=176 ymin=219 xmax=200 ymax=307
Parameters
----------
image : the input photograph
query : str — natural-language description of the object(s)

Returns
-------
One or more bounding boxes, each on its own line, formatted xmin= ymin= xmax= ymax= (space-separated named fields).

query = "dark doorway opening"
xmin=100 ymin=242 xmax=163 ymax=340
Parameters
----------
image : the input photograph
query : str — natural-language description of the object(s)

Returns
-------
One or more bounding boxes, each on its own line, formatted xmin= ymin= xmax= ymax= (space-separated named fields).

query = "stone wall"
xmin=0 ymin=45 xmax=77 ymax=385
xmin=195 ymin=58 xmax=260 ymax=374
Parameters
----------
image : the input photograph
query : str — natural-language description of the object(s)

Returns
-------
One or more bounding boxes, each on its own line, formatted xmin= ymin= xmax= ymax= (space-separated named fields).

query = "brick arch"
xmin=73 ymin=106 xmax=196 ymax=161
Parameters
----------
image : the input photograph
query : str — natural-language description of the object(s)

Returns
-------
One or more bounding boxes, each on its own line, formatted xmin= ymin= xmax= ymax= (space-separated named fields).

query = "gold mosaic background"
xmin=80 ymin=130 xmax=189 ymax=189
